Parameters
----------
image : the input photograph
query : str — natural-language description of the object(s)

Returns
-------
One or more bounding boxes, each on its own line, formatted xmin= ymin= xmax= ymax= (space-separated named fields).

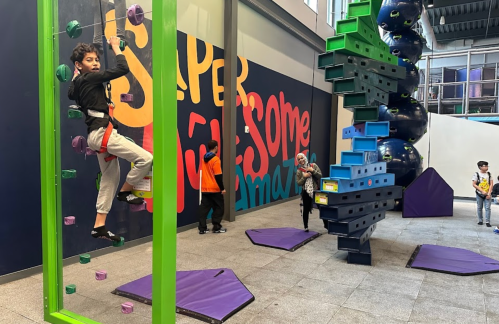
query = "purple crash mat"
xmin=407 ymin=244 xmax=499 ymax=276
xmin=245 ymin=227 xmax=321 ymax=251
xmin=112 ymin=268 xmax=254 ymax=323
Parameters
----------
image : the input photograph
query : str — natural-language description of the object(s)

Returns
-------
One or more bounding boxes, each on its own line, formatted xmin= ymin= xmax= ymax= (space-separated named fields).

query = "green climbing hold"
xmin=66 ymin=284 xmax=76 ymax=294
xmin=109 ymin=40 xmax=126 ymax=51
xmin=56 ymin=64 xmax=71 ymax=82
xmin=79 ymin=253 xmax=91 ymax=264
xmin=66 ymin=20 xmax=82 ymax=39
xmin=62 ymin=170 xmax=77 ymax=179
xmin=68 ymin=109 xmax=83 ymax=119
xmin=113 ymin=237 xmax=125 ymax=247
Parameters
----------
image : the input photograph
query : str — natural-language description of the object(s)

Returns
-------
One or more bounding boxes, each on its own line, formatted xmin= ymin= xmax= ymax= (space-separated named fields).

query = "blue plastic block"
xmin=341 ymin=150 xmax=378 ymax=165
xmin=338 ymin=224 xmax=376 ymax=252
xmin=343 ymin=122 xmax=391 ymax=139
xmin=321 ymin=173 xmax=395 ymax=193
xmin=327 ymin=211 xmax=385 ymax=236
xmin=347 ymin=240 xmax=372 ymax=265
xmin=352 ymin=136 xmax=378 ymax=152
xmin=329 ymin=162 xmax=387 ymax=180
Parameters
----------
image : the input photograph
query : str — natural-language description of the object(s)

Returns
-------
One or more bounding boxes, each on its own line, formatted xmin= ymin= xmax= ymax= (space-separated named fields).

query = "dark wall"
xmin=0 ymin=0 xmax=42 ymax=276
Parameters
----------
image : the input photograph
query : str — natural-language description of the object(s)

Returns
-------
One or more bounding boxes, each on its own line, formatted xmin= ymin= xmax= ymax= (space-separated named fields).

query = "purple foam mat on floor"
xmin=112 ymin=269 xmax=254 ymax=323
xmin=407 ymin=244 xmax=499 ymax=276
xmin=245 ymin=227 xmax=321 ymax=251
xmin=403 ymin=167 xmax=454 ymax=218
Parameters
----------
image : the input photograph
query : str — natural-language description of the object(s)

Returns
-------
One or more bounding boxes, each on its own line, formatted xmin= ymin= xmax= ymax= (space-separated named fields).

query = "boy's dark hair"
xmin=477 ymin=161 xmax=489 ymax=168
xmin=207 ymin=140 xmax=218 ymax=151
xmin=70 ymin=43 xmax=100 ymax=64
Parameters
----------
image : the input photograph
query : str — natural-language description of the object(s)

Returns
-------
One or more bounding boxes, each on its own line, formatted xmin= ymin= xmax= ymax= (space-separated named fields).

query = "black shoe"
xmin=487 ymin=223 xmax=492 ymax=227
xmin=199 ymin=229 xmax=209 ymax=234
xmin=478 ymin=222 xmax=483 ymax=225
xmin=304 ymin=228 xmax=309 ymax=232
xmin=117 ymin=191 xmax=144 ymax=205
xmin=91 ymin=226 xmax=122 ymax=242
xmin=213 ymin=227 xmax=227 ymax=233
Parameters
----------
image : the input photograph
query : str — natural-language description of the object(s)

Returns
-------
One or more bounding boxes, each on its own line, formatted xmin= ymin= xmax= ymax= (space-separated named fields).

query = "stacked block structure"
xmin=316 ymin=0 xmax=405 ymax=265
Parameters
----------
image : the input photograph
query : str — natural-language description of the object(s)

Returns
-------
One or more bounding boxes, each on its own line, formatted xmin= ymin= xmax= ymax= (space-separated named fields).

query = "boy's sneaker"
xmin=494 ymin=227 xmax=499 ymax=234
xmin=199 ymin=229 xmax=210 ymax=235
xmin=91 ymin=226 xmax=122 ymax=243
xmin=213 ymin=227 xmax=227 ymax=234
xmin=117 ymin=191 xmax=144 ymax=205
xmin=478 ymin=222 xmax=483 ymax=225
xmin=304 ymin=228 xmax=309 ymax=232
xmin=487 ymin=223 xmax=492 ymax=227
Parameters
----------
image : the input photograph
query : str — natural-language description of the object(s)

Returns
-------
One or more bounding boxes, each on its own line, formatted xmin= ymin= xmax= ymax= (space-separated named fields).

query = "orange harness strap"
xmin=98 ymin=104 xmax=117 ymax=162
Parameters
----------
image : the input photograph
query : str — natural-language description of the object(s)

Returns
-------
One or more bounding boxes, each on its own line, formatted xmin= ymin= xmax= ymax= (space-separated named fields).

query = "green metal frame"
xmin=38 ymin=0 xmax=177 ymax=323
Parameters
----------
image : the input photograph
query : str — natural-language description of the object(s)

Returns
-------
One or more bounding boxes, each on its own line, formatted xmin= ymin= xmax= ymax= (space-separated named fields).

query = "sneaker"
xmin=478 ymin=222 xmax=484 ymax=225
xmin=304 ymin=228 xmax=309 ymax=232
xmin=213 ymin=227 xmax=227 ymax=233
xmin=117 ymin=191 xmax=144 ymax=205
xmin=494 ymin=227 xmax=499 ymax=234
xmin=487 ymin=223 xmax=492 ymax=227
xmin=91 ymin=226 xmax=122 ymax=242
xmin=199 ymin=229 xmax=210 ymax=235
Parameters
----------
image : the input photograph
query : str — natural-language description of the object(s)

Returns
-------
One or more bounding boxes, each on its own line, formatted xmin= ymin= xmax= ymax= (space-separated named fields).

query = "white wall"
xmin=415 ymin=113 xmax=499 ymax=198
xmin=177 ymin=0 xmax=224 ymax=48
xmin=238 ymin=2 xmax=332 ymax=94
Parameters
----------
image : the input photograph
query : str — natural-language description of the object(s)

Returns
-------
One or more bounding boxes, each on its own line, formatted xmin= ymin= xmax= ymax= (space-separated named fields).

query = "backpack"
xmin=475 ymin=172 xmax=491 ymax=199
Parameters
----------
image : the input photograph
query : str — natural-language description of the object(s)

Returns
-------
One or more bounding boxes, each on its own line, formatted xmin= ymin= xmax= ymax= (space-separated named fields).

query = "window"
xmin=328 ymin=0 xmax=354 ymax=28
xmin=304 ymin=0 xmax=318 ymax=13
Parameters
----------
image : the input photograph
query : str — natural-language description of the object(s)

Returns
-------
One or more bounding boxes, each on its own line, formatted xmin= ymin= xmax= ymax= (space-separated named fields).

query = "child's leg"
xmin=106 ymin=130 xmax=153 ymax=201
xmin=485 ymin=198 xmax=492 ymax=224
xmin=476 ymin=194 xmax=484 ymax=223
xmin=93 ymin=0 xmax=110 ymax=45
xmin=115 ymin=0 xmax=127 ymax=41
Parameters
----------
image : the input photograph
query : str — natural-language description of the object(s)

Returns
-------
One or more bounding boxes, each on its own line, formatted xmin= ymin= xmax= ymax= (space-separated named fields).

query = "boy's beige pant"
xmin=88 ymin=127 xmax=153 ymax=214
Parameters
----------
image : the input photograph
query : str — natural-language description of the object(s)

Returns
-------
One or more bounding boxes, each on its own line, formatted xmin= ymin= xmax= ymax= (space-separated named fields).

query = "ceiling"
xmin=424 ymin=0 xmax=499 ymax=42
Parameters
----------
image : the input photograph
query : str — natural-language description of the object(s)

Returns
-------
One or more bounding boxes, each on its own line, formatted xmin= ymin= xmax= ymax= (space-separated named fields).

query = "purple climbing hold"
xmin=120 ymin=93 xmax=134 ymax=102
xmin=130 ymin=202 xmax=146 ymax=212
xmin=64 ymin=216 xmax=75 ymax=225
xmin=86 ymin=147 xmax=97 ymax=155
xmin=96 ymin=270 xmax=107 ymax=280
xmin=121 ymin=302 xmax=134 ymax=314
xmin=127 ymin=4 xmax=144 ymax=26
xmin=72 ymin=136 xmax=87 ymax=154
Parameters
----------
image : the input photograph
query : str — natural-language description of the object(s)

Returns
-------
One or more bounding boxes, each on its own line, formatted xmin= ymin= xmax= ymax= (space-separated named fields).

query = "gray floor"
xmin=2 ymin=199 xmax=499 ymax=323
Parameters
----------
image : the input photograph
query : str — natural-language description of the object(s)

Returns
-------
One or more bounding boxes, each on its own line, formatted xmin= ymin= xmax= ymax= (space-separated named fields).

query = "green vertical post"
xmin=152 ymin=0 xmax=177 ymax=324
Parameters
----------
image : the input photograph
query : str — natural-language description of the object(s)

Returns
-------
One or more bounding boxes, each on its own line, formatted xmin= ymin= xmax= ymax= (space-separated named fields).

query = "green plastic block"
xmin=62 ymin=169 xmax=77 ymax=179
xmin=344 ymin=90 xmax=388 ymax=108
xmin=66 ymin=284 xmax=76 ymax=294
xmin=318 ymin=52 xmax=405 ymax=79
xmin=325 ymin=64 xmax=398 ymax=93
xmin=346 ymin=1 xmax=378 ymax=32
xmin=334 ymin=78 xmax=389 ymax=95
xmin=113 ymin=237 xmax=125 ymax=247
xmin=326 ymin=34 xmax=397 ymax=64
xmin=68 ymin=109 xmax=83 ymax=119
xmin=79 ymin=253 xmax=91 ymax=264
xmin=336 ymin=18 xmax=389 ymax=52
xmin=353 ymin=107 xmax=379 ymax=122
xmin=335 ymin=74 xmax=397 ymax=94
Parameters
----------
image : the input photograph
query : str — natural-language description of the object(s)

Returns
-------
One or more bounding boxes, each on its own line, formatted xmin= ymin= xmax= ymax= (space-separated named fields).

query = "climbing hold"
xmin=109 ymin=40 xmax=126 ymax=51
xmin=127 ymin=4 xmax=144 ymax=26
xmin=62 ymin=170 xmax=77 ymax=179
xmin=79 ymin=253 xmax=91 ymax=264
xmin=72 ymin=136 xmax=87 ymax=154
xmin=65 ymin=20 xmax=82 ymax=39
xmin=86 ymin=147 xmax=97 ymax=155
xmin=64 ymin=216 xmax=75 ymax=225
xmin=130 ymin=202 xmax=146 ymax=212
xmin=95 ymin=270 xmax=107 ymax=280
xmin=120 ymin=93 xmax=133 ymax=102
xmin=68 ymin=109 xmax=83 ymax=119
xmin=121 ymin=302 xmax=134 ymax=314
xmin=113 ymin=237 xmax=125 ymax=247
xmin=65 ymin=284 xmax=76 ymax=294
xmin=56 ymin=64 xmax=71 ymax=82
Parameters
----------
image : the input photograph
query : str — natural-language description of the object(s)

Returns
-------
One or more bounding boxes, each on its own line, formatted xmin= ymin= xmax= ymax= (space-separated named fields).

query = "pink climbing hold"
xmin=95 ymin=270 xmax=107 ymax=280
xmin=72 ymin=136 xmax=87 ymax=154
xmin=120 ymin=93 xmax=133 ymax=102
xmin=85 ymin=147 xmax=97 ymax=155
xmin=130 ymin=202 xmax=147 ymax=212
xmin=64 ymin=216 xmax=75 ymax=225
xmin=121 ymin=302 xmax=134 ymax=314
xmin=127 ymin=4 xmax=144 ymax=26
